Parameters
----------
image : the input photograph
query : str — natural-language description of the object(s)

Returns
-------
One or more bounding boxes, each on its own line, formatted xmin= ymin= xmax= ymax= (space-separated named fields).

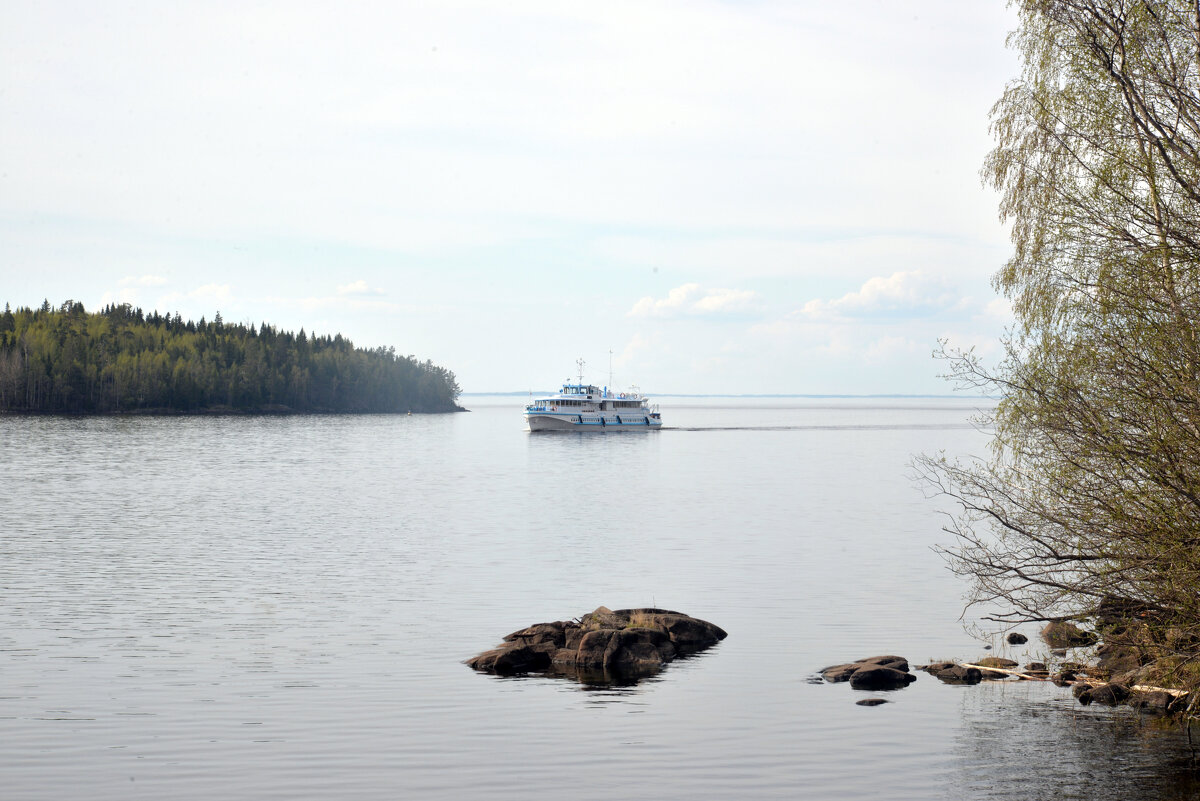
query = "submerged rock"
xmin=856 ymin=698 xmax=889 ymax=706
xmin=467 ymin=607 xmax=726 ymax=684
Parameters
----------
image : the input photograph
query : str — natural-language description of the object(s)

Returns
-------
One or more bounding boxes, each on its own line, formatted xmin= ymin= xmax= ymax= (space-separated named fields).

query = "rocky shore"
xmin=820 ymin=603 xmax=1200 ymax=721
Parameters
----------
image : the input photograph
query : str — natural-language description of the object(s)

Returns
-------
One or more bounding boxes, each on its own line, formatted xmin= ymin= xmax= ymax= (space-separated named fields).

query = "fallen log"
xmin=1070 ymin=677 xmax=1189 ymax=696
xmin=960 ymin=662 xmax=1049 ymax=681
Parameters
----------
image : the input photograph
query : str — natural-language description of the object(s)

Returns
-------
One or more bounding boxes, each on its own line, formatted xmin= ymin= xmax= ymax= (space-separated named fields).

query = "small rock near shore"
xmin=1006 ymin=632 xmax=1028 ymax=645
xmin=1052 ymin=671 xmax=1077 ymax=686
xmin=1041 ymin=621 xmax=1099 ymax=648
xmin=820 ymin=655 xmax=916 ymax=692
xmin=1074 ymin=682 xmax=1130 ymax=706
xmin=849 ymin=666 xmax=917 ymax=691
xmin=856 ymin=698 xmax=889 ymax=706
xmin=976 ymin=656 xmax=1019 ymax=669
xmin=1128 ymin=690 xmax=1175 ymax=713
xmin=933 ymin=665 xmax=983 ymax=685
xmin=820 ymin=655 xmax=909 ymax=683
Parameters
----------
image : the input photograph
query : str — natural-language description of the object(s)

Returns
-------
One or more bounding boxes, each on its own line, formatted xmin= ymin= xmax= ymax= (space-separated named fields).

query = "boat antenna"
xmin=576 ymin=357 xmax=585 ymax=385
xmin=608 ymin=348 xmax=613 ymax=391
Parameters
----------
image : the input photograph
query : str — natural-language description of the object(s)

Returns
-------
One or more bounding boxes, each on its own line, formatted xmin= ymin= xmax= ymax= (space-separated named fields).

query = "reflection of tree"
xmin=0 ymin=300 xmax=461 ymax=413
xmin=949 ymin=685 xmax=1199 ymax=801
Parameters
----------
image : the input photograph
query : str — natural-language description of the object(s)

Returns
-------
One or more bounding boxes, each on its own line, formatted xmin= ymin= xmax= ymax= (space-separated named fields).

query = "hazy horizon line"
xmin=464 ymin=391 xmax=997 ymax=399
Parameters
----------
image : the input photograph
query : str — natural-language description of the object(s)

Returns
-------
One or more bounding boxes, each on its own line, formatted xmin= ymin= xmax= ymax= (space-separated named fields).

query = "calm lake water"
xmin=2 ymin=397 xmax=1198 ymax=800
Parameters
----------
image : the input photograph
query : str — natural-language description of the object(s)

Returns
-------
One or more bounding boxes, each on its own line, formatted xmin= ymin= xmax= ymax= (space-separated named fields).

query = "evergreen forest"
xmin=0 ymin=300 xmax=462 ymax=414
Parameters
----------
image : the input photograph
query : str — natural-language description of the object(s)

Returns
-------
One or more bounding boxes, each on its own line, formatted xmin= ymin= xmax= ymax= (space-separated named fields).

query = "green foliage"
xmin=917 ymin=1 xmax=1200 ymax=680
xmin=0 ymin=301 xmax=461 ymax=414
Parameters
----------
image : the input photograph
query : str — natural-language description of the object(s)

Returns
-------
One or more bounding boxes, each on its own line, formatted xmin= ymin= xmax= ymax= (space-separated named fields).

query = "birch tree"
xmin=920 ymin=1 xmax=1200 ymax=670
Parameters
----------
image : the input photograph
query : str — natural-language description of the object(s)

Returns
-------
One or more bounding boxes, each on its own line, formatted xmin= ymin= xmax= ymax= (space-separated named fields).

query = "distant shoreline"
xmin=463 ymin=392 xmax=998 ymax=400
xmin=0 ymin=406 xmax=467 ymax=417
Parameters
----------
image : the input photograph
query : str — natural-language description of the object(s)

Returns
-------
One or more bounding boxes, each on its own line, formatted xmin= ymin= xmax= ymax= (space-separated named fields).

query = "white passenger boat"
xmin=525 ymin=361 xmax=662 ymax=432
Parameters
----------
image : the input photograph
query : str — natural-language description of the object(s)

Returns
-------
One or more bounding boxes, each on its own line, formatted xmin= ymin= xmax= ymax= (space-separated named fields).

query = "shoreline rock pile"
xmin=467 ymin=606 xmax=727 ymax=684
xmin=821 ymin=600 xmax=1200 ymax=718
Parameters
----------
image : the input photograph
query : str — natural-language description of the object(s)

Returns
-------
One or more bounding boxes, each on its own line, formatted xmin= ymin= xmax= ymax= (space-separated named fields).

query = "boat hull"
xmin=526 ymin=413 xmax=662 ymax=432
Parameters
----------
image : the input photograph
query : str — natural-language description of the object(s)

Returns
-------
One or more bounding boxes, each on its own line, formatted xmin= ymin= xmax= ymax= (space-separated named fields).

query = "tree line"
xmin=0 ymin=300 xmax=462 ymax=414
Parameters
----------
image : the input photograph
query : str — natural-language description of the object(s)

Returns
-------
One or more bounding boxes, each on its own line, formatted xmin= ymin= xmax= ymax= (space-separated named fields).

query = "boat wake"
xmin=663 ymin=423 xmax=983 ymax=432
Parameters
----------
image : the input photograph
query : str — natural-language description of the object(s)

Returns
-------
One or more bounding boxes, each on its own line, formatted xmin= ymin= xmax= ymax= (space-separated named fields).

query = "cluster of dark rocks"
xmin=1071 ymin=681 xmax=1192 ymax=713
xmin=839 ymin=608 xmax=1200 ymax=717
xmin=467 ymin=606 xmax=726 ymax=684
xmin=820 ymin=655 xmax=917 ymax=691
xmin=915 ymin=656 xmax=1051 ymax=685
xmin=1034 ymin=608 xmax=1200 ymax=715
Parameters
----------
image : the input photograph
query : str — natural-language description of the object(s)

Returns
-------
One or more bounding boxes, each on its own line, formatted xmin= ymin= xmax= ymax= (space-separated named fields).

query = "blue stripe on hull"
xmin=526 ymin=414 xmax=662 ymax=432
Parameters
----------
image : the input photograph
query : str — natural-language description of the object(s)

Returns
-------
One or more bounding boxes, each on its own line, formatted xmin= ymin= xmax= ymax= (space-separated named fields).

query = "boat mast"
xmin=576 ymin=357 xmax=585 ymax=386
xmin=608 ymin=348 xmax=613 ymax=393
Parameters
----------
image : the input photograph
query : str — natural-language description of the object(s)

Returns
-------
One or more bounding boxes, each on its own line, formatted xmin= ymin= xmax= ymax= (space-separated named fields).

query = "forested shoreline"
xmin=0 ymin=300 xmax=462 ymax=414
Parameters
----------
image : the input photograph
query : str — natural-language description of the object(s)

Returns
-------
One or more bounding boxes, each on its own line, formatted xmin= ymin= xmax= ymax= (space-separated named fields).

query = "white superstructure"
xmin=525 ymin=368 xmax=662 ymax=432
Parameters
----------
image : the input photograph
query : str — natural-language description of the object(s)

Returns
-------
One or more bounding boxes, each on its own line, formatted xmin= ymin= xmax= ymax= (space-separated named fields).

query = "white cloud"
xmin=628 ymin=283 xmax=761 ymax=319
xmin=0 ymin=1 xmax=1022 ymax=395
xmin=801 ymin=270 xmax=961 ymax=320
xmin=337 ymin=279 xmax=385 ymax=296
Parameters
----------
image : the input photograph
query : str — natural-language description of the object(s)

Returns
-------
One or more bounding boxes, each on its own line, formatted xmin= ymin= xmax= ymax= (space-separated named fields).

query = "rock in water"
xmin=467 ymin=607 xmax=726 ymax=684
xmin=976 ymin=656 xmax=1018 ymax=669
xmin=820 ymin=663 xmax=866 ymax=683
xmin=820 ymin=655 xmax=910 ymax=683
xmin=849 ymin=666 xmax=917 ymax=691
xmin=856 ymin=655 xmax=910 ymax=672
xmin=1006 ymin=632 xmax=1028 ymax=645
xmin=1041 ymin=621 xmax=1099 ymax=648
xmin=932 ymin=665 xmax=983 ymax=685
xmin=820 ymin=655 xmax=917 ymax=692
xmin=1085 ymin=683 xmax=1130 ymax=707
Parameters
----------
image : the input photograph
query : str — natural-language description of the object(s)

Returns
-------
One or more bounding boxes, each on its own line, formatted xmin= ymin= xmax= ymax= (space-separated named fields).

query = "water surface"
xmin=2 ymin=398 xmax=1197 ymax=799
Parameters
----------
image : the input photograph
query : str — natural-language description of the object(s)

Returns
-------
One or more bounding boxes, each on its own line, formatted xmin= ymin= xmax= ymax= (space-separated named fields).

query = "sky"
xmin=1 ymin=1 xmax=1021 ymax=395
